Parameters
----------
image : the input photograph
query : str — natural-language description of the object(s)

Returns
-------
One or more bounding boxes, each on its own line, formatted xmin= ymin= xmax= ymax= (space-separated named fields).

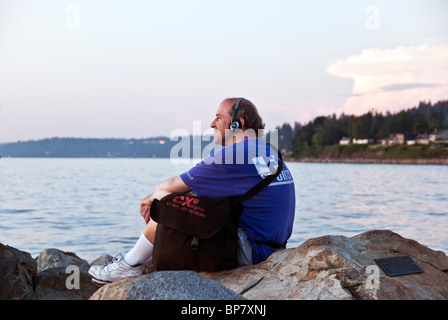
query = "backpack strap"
xmin=232 ymin=145 xmax=284 ymax=204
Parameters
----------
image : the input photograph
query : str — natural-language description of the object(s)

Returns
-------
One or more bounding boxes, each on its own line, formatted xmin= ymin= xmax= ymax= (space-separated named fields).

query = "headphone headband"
xmin=230 ymin=97 xmax=244 ymax=132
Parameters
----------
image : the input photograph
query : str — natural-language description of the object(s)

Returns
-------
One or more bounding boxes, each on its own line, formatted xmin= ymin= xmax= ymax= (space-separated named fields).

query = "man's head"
xmin=210 ymin=97 xmax=265 ymax=146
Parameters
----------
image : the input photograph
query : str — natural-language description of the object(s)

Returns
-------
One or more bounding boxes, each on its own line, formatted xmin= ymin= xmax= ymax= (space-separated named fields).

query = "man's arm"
xmin=140 ymin=175 xmax=191 ymax=224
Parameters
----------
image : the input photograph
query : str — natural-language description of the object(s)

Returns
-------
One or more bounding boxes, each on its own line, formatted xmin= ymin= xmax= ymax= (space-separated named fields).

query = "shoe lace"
xmin=113 ymin=253 xmax=124 ymax=264
xmin=102 ymin=253 xmax=124 ymax=273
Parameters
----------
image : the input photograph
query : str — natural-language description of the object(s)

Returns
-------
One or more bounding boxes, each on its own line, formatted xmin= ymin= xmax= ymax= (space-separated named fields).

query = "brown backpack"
xmin=150 ymin=150 xmax=283 ymax=272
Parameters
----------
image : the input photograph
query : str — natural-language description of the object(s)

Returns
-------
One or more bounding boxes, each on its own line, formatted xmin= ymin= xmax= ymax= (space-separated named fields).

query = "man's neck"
xmin=225 ymin=129 xmax=257 ymax=146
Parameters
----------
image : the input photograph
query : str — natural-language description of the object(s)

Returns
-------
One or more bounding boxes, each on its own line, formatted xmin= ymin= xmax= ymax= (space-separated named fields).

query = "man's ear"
xmin=239 ymin=118 xmax=245 ymax=131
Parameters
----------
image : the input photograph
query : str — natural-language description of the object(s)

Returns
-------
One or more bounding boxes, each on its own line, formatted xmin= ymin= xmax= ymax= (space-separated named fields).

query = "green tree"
xmin=397 ymin=111 xmax=412 ymax=133
xmin=277 ymin=123 xmax=294 ymax=151
xmin=412 ymin=114 xmax=428 ymax=134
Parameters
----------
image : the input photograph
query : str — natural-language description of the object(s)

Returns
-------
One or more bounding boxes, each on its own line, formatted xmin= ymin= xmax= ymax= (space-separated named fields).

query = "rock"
xmin=0 ymin=243 xmax=37 ymax=300
xmin=127 ymin=271 xmax=246 ymax=300
xmin=33 ymin=267 xmax=98 ymax=300
xmin=89 ymin=254 xmax=113 ymax=267
xmin=30 ymin=248 xmax=96 ymax=300
xmin=202 ymin=230 xmax=448 ymax=300
xmin=202 ymin=244 xmax=359 ymax=300
xmin=89 ymin=276 xmax=139 ymax=300
xmin=35 ymin=248 xmax=90 ymax=273
xmin=90 ymin=271 xmax=245 ymax=300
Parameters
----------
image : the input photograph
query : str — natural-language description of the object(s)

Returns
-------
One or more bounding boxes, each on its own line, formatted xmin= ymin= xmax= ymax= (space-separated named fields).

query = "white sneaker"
xmin=88 ymin=253 xmax=142 ymax=284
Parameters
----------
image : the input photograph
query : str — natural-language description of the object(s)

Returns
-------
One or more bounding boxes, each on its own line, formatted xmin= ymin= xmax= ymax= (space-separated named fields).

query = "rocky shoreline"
xmin=1 ymin=230 xmax=447 ymax=300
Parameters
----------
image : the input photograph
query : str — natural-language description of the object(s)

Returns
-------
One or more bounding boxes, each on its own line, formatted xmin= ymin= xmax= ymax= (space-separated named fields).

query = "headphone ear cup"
xmin=230 ymin=120 xmax=241 ymax=132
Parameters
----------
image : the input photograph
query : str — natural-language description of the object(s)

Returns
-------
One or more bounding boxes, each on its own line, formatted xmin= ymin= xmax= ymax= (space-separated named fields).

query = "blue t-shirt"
xmin=180 ymin=138 xmax=296 ymax=264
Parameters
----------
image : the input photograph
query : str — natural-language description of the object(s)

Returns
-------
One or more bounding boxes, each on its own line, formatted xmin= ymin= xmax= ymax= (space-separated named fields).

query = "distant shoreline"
xmin=286 ymin=157 xmax=448 ymax=165
xmin=286 ymin=143 xmax=448 ymax=165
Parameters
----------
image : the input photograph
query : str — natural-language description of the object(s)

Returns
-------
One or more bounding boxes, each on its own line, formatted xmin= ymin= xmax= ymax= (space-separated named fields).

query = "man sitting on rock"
xmin=88 ymin=97 xmax=296 ymax=283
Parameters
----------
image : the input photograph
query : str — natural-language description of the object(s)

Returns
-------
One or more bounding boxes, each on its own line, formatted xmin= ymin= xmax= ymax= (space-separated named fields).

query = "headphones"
xmin=230 ymin=97 xmax=244 ymax=132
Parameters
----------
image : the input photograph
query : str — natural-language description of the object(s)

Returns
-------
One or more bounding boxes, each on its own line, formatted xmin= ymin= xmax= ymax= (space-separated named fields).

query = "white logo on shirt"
xmin=252 ymin=155 xmax=294 ymax=186
xmin=252 ymin=155 xmax=279 ymax=176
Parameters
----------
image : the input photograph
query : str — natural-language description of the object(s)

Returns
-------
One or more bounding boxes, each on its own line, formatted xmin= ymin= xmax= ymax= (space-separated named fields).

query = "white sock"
xmin=124 ymin=233 xmax=153 ymax=266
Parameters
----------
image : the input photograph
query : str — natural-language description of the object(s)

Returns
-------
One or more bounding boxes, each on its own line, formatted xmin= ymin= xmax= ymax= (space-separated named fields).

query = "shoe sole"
xmin=91 ymin=277 xmax=112 ymax=286
xmin=89 ymin=271 xmax=142 ymax=286
xmin=88 ymin=269 xmax=112 ymax=285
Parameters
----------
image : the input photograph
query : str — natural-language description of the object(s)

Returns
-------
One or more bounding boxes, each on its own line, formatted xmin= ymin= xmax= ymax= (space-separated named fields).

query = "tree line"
xmin=273 ymin=100 xmax=448 ymax=157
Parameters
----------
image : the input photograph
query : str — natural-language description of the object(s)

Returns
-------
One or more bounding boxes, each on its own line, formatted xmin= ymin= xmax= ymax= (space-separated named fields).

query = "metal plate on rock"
xmin=375 ymin=255 xmax=423 ymax=277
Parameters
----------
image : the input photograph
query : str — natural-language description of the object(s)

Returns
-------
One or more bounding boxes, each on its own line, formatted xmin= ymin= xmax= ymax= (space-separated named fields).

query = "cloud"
xmin=381 ymin=83 xmax=440 ymax=92
xmin=327 ymin=44 xmax=448 ymax=115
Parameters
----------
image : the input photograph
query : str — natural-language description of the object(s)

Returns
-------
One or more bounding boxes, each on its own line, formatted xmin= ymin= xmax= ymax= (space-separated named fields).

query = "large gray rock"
xmin=30 ymin=248 xmax=96 ymax=300
xmin=203 ymin=230 xmax=448 ymax=300
xmin=126 ymin=271 xmax=246 ymax=300
xmin=0 ymin=243 xmax=36 ymax=300
xmin=90 ymin=271 xmax=245 ymax=300
xmin=33 ymin=267 xmax=98 ymax=300
xmin=35 ymin=248 xmax=89 ymax=273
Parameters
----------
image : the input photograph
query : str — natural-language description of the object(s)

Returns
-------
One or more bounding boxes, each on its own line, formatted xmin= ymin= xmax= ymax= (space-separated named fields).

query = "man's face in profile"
xmin=210 ymin=100 xmax=234 ymax=146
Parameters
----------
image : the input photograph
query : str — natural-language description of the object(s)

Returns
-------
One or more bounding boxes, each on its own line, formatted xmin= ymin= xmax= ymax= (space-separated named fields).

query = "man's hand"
xmin=139 ymin=176 xmax=191 ymax=224
xmin=140 ymin=195 xmax=153 ymax=224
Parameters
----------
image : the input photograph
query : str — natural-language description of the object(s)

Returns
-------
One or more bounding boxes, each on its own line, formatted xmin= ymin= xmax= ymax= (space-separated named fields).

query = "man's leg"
xmin=88 ymin=220 xmax=158 ymax=283
xmin=143 ymin=219 xmax=158 ymax=244
xmin=124 ymin=220 xmax=157 ymax=266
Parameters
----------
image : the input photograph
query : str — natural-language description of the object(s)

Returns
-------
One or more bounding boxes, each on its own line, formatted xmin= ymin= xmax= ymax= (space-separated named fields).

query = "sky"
xmin=0 ymin=0 xmax=447 ymax=142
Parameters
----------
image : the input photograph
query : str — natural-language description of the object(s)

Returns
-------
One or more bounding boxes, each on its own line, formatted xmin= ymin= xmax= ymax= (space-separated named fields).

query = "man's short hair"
xmin=225 ymin=98 xmax=265 ymax=136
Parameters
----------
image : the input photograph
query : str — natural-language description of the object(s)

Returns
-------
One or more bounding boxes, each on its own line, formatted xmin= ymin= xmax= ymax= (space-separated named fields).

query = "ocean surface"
xmin=1 ymin=158 xmax=447 ymax=262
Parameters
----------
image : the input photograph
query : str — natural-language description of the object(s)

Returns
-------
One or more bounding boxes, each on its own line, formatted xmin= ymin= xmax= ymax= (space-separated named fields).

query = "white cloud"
xmin=327 ymin=44 xmax=448 ymax=114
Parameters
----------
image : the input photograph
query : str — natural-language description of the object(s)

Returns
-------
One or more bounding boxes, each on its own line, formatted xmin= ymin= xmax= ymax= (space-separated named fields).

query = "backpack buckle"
xmin=191 ymin=237 xmax=199 ymax=250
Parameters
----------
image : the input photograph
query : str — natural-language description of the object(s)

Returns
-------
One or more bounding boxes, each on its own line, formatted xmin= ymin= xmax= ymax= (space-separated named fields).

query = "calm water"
xmin=1 ymin=158 xmax=447 ymax=262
